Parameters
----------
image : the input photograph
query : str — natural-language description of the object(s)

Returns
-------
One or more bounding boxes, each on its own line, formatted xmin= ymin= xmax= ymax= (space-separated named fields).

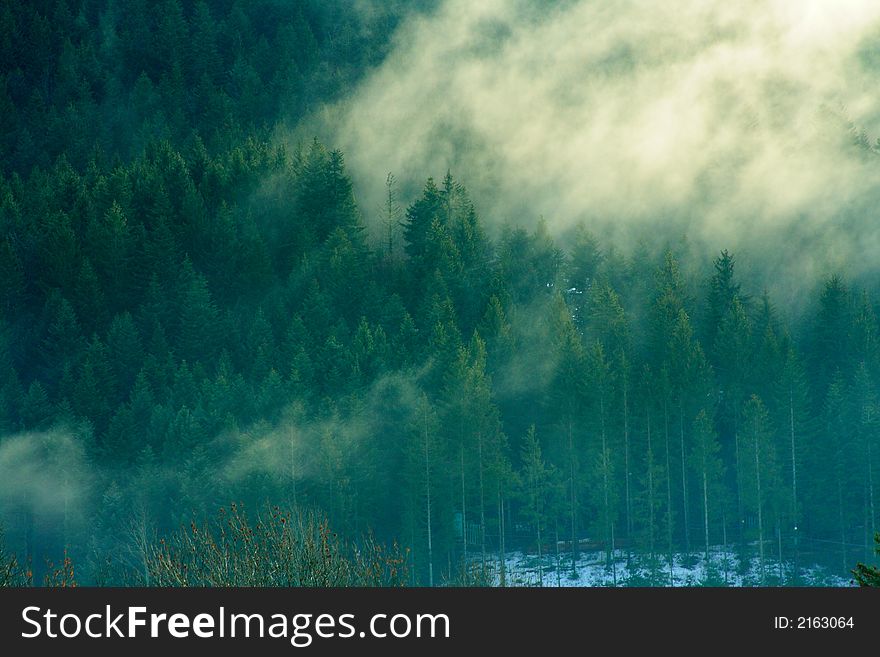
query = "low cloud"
xmin=0 ymin=430 xmax=92 ymax=521
xmin=313 ymin=0 xmax=880 ymax=293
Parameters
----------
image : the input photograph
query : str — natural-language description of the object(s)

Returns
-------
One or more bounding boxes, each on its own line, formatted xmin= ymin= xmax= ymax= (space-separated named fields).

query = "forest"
xmin=2 ymin=0 xmax=880 ymax=587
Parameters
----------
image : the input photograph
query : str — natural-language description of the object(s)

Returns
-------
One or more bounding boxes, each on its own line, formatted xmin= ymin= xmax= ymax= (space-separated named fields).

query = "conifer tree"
xmin=519 ymin=424 xmax=553 ymax=585
xmin=741 ymin=395 xmax=778 ymax=584
xmin=547 ymin=293 xmax=585 ymax=572
xmin=691 ymin=410 xmax=725 ymax=563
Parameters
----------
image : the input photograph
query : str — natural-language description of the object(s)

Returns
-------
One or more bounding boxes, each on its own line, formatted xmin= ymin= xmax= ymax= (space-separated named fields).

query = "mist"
xmin=0 ymin=372 xmax=429 ymax=582
xmin=0 ymin=430 xmax=91 ymax=523
xmin=316 ymin=0 xmax=880 ymax=294
xmin=5 ymin=0 xmax=880 ymax=588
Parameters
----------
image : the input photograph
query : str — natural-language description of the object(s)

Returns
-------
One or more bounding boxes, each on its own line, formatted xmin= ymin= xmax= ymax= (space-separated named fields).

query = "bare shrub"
xmin=146 ymin=504 xmax=408 ymax=587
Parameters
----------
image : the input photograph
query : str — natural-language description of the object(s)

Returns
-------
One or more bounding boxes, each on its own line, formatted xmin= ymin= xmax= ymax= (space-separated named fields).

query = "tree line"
xmin=1 ymin=0 xmax=878 ymax=586
xmin=2 ymin=135 xmax=878 ymax=584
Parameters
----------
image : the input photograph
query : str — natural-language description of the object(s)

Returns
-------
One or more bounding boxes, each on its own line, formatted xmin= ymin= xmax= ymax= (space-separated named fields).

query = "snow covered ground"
xmin=487 ymin=548 xmax=851 ymax=587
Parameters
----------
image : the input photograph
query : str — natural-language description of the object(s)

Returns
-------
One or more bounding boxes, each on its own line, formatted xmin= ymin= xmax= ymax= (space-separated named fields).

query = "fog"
xmin=314 ymin=0 xmax=880 ymax=293
xmin=0 ymin=430 xmax=91 ymax=523
xmin=0 ymin=372 xmax=429 ymax=581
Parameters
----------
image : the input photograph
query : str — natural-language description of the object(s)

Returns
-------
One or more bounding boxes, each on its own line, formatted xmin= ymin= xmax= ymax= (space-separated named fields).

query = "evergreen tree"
xmin=853 ymin=533 xmax=880 ymax=586
xmin=518 ymin=424 xmax=554 ymax=585
xmin=810 ymin=276 xmax=853 ymax=401
xmin=691 ymin=409 xmax=725 ymax=563
xmin=741 ymin=395 xmax=779 ymax=585
xmin=20 ymin=381 xmax=54 ymax=431
xmin=704 ymin=250 xmax=741 ymax=361
xmin=545 ymin=292 xmax=586 ymax=572
xmin=106 ymin=312 xmax=144 ymax=401
xmin=175 ymin=258 xmax=220 ymax=366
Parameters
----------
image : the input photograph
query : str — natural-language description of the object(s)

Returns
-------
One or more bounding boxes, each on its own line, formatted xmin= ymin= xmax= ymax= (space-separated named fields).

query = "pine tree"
xmin=567 ymin=224 xmax=604 ymax=296
xmin=37 ymin=211 xmax=78 ymax=294
xmin=810 ymin=276 xmax=853 ymax=401
xmin=650 ymin=250 xmax=703 ymax=554
xmin=106 ymin=312 xmax=144 ymax=401
xmin=20 ymin=381 xmax=54 ymax=431
xmin=189 ymin=1 xmax=222 ymax=84
xmin=704 ymin=250 xmax=741 ymax=360
xmin=497 ymin=220 xmax=563 ymax=304
xmin=295 ymin=141 xmax=360 ymax=245
xmin=402 ymin=178 xmax=444 ymax=271
xmin=714 ymin=295 xmax=752 ymax=541
xmin=852 ymin=363 xmax=879 ymax=563
xmin=175 ymin=258 xmax=220 ymax=366
xmin=774 ymin=345 xmax=810 ymax=578
xmin=586 ymin=282 xmax=633 ymax=542
xmin=519 ymin=424 xmax=553 ymax=585
xmin=853 ymin=533 xmax=880 ymax=586
xmin=741 ymin=395 xmax=779 ymax=584
xmin=154 ymin=0 xmax=187 ymax=74
xmin=0 ymin=323 xmax=22 ymax=433
xmin=0 ymin=235 xmax=24 ymax=316
xmin=72 ymin=258 xmax=108 ymax=336
xmin=382 ymin=172 xmax=401 ymax=258
xmin=691 ymin=409 xmax=725 ymax=563
xmin=547 ymin=293 xmax=585 ymax=573
xmin=586 ymin=340 xmax=616 ymax=571
xmin=403 ymin=393 xmax=441 ymax=586
xmin=39 ymin=294 xmax=84 ymax=386
xmin=449 ymin=200 xmax=492 ymax=333
xmin=85 ymin=201 xmax=133 ymax=310
xmin=817 ymin=373 xmax=850 ymax=573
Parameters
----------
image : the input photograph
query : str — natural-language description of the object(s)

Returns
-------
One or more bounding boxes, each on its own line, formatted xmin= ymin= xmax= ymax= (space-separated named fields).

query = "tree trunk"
xmin=478 ymin=432 xmax=486 ymax=572
xmin=424 ymin=403 xmax=434 ymax=587
xmin=62 ymin=474 xmax=70 ymax=551
xmin=838 ymin=474 xmax=846 ymax=576
xmin=568 ymin=419 xmax=578 ymax=574
xmin=789 ymin=389 xmax=798 ymax=580
xmin=290 ymin=428 xmax=298 ymax=508
xmin=664 ymin=400 xmax=674 ymax=586
xmin=702 ymin=465 xmax=710 ymax=563
xmin=647 ymin=409 xmax=655 ymax=559
xmin=531 ymin=460 xmax=544 ymax=586
xmin=777 ymin=523 xmax=783 ymax=583
xmin=754 ymin=418 xmax=765 ymax=585
xmin=623 ymin=375 xmax=632 ymax=551
xmin=555 ymin=522 xmax=561 ymax=586
xmin=600 ymin=397 xmax=611 ymax=568
xmin=679 ymin=402 xmax=690 ymax=554
xmin=537 ymin=513 xmax=544 ymax=586
xmin=410 ymin=520 xmax=417 ymax=586
xmin=497 ymin=488 xmax=506 ymax=587
xmin=722 ymin=509 xmax=729 ymax=585
xmin=869 ymin=442 xmax=876 ymax=562
xmin=460 ymin=441 xmax=467 ymax=561
xmin=610 ymin=521 xmax=617 ymax=586
xmin=734 ymin=409 xmax=743 ymax=545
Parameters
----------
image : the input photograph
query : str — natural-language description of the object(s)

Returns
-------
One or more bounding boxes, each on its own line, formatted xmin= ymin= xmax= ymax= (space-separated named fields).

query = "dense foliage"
xmin=2 ymin=0 xmax=879 ymax=586
xmin=852 ymin=533 xmax=880 ymax=586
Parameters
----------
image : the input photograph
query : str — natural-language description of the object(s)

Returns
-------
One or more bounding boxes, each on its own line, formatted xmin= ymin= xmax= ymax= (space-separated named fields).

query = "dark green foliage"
xmin=3 ymin=0 xmax=878 ymax=587
xmin=853 ymin=533 xmax=880 ymax=586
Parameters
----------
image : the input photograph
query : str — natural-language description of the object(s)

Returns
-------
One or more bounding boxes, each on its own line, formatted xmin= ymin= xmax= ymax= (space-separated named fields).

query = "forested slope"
xmin=1 ymin=0 xmax=878 ymax=586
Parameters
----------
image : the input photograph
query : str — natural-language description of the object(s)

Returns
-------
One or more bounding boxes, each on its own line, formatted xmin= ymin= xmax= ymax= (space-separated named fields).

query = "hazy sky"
xmin=312 ymin=0 xmax=880 ymax=292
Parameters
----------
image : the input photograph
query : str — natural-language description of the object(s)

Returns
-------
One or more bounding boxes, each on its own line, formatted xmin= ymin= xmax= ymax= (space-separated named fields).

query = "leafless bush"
xmin=0 ymin=527 xmax=30 ymax=587
xmin=43 ymin=551 xmax=77 ymax=587
xmin=146 ymin=504 xmax=408 ymax=587
xmin=444 ymin=560 xmax=497 ymax=587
